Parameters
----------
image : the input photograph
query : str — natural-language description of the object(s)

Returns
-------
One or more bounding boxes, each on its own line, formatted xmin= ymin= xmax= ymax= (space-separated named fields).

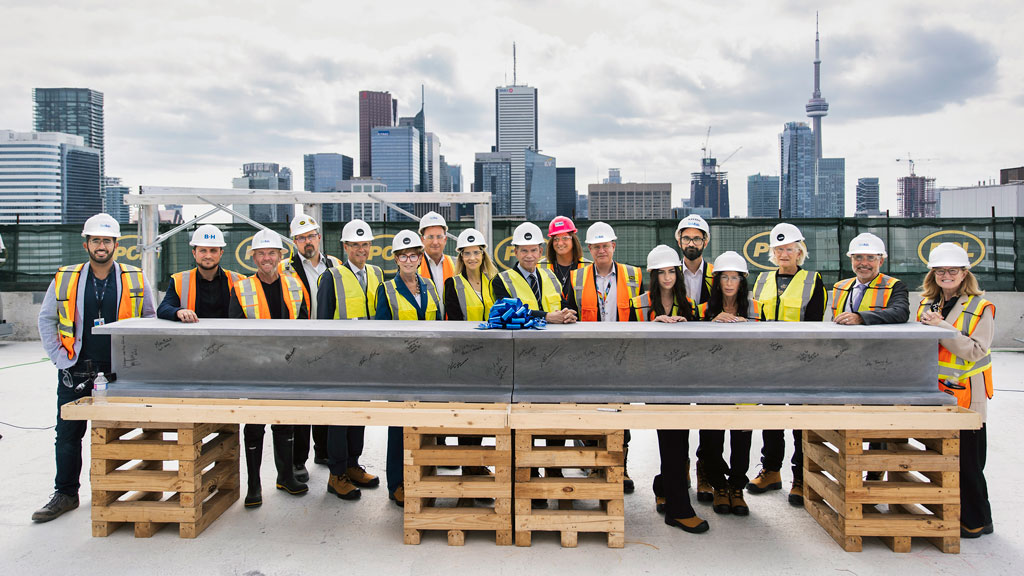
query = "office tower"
xmin=448 ymin=163 xmax=462 ymax=193
xmin=691 ymin=158 xmax=730 ymax=218
xmin=372 ymin=125 xmax=420 ymax=220
xmin=747 ymin=173 xmax=780 ymax=218
xmin=425 ymin=133 xmax=441 ymax=192
xmin=474 ymin=151 xmax=512 ymax=217
xmin=33 ymin=88 xmax=105 ymax=178
xmin=898 ymin=174 xmax=937 ymax=217
xmin=102 ymin=176 xmax=131 ymax=223
xmin=359 ymin=90 xmax=394 ymax=177
xmin=779 ymin=122 xmax=815 ymax=218
xmin=576 ymin=194 xmax=589 ymax=219
xmin=232 ymin=162 xmax=294 ymax=223
xmin=855 ymin=177 xmax=881 ymax=216
xmin=603 ymin=168 xmax=621 ymax=184
xmin=556 ymin=167 xmax=577 ymax=218
xmin=495 ymin=84 xmax=538 ymax=216
xmin=588 ymin=180 xmax=672 ymax=220
xmin=304 ymin=153 xmax=353 ymax=221
xmin=816 ymin=157 xmax=845 ymax=217
xmin=524 ymin=149 xmax=557 ymax=221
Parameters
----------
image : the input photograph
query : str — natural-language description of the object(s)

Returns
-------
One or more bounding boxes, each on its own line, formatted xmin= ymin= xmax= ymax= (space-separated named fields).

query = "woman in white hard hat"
xmin=918 ymin=242 xmax=995 ymax=539
xmin=700 ymin=251 xmax=761 ymax=323
xmin=444 ymin=228 xmax=498 ymax=321
xmin=747 ymin=223 xmax=826 ymax=507
xmin=544 ymin=216 xmax=587 ymax=288
xmin=374 ymin=230 xmax=442 ymax=508
xmin=628 ymin=245 xmax=696 ymax=322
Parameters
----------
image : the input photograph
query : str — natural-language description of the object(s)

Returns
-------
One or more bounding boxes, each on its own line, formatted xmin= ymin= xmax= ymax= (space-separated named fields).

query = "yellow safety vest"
xmin=54 ymin=262 xmax=146 ymax=360
xmin=171 ymin=268 xmax=244 ymax=312
xmin=629 ymin=292 xmax=696 ymax=321
xmin=752 ymin=269 xmax=819 ymax=322
xmin=830 ymin=273 xmax=898 ymax=316
xmin=916 ymin=295 xmax=995 ymax=408
xmin=450 ymin=273 xmax=495 ymax=321
xmin=696 ymin=297 xmax=761 ymax=321
xmin=234 ymin=274 xmax=306 ymax=319
xmin=497 ymin=268 xmax=563 ymax=313
xmin=321 ymin=264 xmax=383 ymax=319
xmin=382 ymin=278 xmax=441 ymax=321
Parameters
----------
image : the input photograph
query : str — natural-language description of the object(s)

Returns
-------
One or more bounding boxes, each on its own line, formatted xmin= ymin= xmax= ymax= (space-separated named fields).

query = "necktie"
xmin=850 ymin=284 xmax=866 ymax=312
xmin=357 ymin=269 xmax=367 ymax=291
xmin=528 ymin=273 xmax=541 ymax=303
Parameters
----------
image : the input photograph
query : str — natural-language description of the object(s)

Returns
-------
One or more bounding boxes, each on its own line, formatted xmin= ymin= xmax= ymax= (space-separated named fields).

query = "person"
xmin=315 ymin=219 xmax=385 ymax=502
xmin=158 ymin=224 xmax=244 ymax=322
xmin=747 ymin=223 xmax=826 ymax=506
xmin=375 ymin=230 xmax=443 ymax=507
xmin=917 ymin=242 xmax=995 ymax=539
xmin=444 ymin=228 xmax=497 ymax=322
xmin=229 ymin=229 xmax=310 ymax=508
xmin=492 ymin=222 xmax=577 ymax=325
xmin=564 ymin=222 xmax=643 ymax=494
xmin=280 ymin=213 xmax=342 ymax=479
xmin=417 ymin=211 xmax=455 ymax=318
xmin=543 ymin=216 xmax=587 ymax=288
xmin=33 ymin=214 xmax=157 ymax=523
xmin=697 ymin=251 xmax=761 ymax=517
xmin=628 ymin=245 xmax=695 ymax=322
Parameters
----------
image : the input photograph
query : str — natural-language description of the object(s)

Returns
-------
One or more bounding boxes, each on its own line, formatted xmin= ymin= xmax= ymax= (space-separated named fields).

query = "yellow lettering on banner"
xmin=753 ymin=242 xmax=769 ymax=258
xmin=369 ymin=245 xmax=383 ymax=259
xmin=930 ymin=241 xmax=974 ymax=260
xmin=503 ymin=245 xmax=515 ymax=262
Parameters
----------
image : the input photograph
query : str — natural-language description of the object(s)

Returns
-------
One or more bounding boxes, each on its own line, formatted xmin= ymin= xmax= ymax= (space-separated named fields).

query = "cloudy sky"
xmin=1 ymin=0 xmax=1021 ymax=217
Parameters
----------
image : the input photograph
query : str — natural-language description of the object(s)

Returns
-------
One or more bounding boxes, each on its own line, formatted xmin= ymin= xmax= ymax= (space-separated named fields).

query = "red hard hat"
xmin=547 ymin=216 xmax=577 ymax=237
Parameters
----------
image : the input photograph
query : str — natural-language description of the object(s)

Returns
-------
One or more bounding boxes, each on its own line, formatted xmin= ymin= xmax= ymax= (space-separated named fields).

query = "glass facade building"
xmin=855 ymin=177 xmax=881 ymax=216
xmin=232 ymin=162 xmax=294 ymax=223
xmin=747 ymin=173 xmax=780 ymax=218
xmin=304 ymin=153 xmax=353 ymax=222
xmin=556 ymin=167 xmax=577 ymax=218
xmin=495 ymin=85 xmax=538 ymax=216
xmin=102 ymin=177 xmax=131 ymax=224
xmin=372 ymin=126 xmax=420 ymax=221
xmin=691 ymin=158 xmax=730 ymax=218
xmin=816 ymin=157 xmax=846 ymax=217
xmin=0 ymin=130 xmax=101 ymax=225
xmin=780 ymin=121 xmax=815 ymax=218
xmin=359 ymin=90 xmax=395 ymax=177
xmin=524 ymin=149 xmax=557 ymax=221
xmin=33 ymin=88 xmax=104 ymax=178
xmin=62 ymin=145 xmax=102 ymax=224
xmin=474 ymin=151 xmax=512 ymax=217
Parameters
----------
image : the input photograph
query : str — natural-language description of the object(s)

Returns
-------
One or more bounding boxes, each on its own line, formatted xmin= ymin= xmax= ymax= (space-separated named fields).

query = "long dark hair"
xmin=705 ymin=271 xmax=750 ymax=320
xmin=648 ymin=267 xmax=694 ymax=320
xmin=545 ymin=232 xmax=583 ymax=266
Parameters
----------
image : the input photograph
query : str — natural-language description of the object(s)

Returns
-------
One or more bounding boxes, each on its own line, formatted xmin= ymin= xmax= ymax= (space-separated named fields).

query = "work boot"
xmin=293 ymin=465 xmax=310 ymax=483
xmin=273 ymin=434 xmax=308 ymax=495
xmin=244 ymin=436 xmax=263 ymax=508
xmin=695 ymin=460 xmax=713 ymax=502
xmin=788 ymin=478 xmax=804 ymax=506
xmin=746 ymin=468 xmax=782 ymax=493
xmin=623 ymin=447 xmax=635 ymax=494
xmin=390 ymin=486 xmax=405 ymax=508
xmin=712 ymin=487 xmax=731 ymax=515
xmin=327 ymin=474 xmax=362 ymax=500
xmin=653 ymin=474 xmax=665 ymax=513
xmin=729 ymin=488 xmax=749 ymax=516
xmin=960 ymin=523 xmax=994 ymax=538
xmin=865 ymin=471 xmax=884 ymax=481
xmin=31 ymin=492 xmax=79 ymax=523
xmin=347 ymin=466 xmax=381 ymax=488
xmin=665 ymin=514 xmax=709 ymax=534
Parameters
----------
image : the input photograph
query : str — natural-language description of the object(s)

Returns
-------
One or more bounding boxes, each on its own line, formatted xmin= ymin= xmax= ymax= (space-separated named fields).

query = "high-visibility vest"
xmin=450 ymin=273 xmax=495 ymax=321
xmin=382 ymin=278 xmax=441 ymax=321
xmin=572 ymin=263 xmax=643 ymax=322
xmin=320 ymin=264 xmax=383 ymax=320
xmin=630 ymin=292 xmax=697 ymax=322
xmin=497 ymin=268 xmax=563 ymax=313
xmin=831 ymin=273 xmax=898 ymax=317
xmin=917 ymin=295 xmax=995 ymax=409
xmin=54 ymin=262 xmax=146 ymax=360
xmin=279 ymin=254 xmax=340 ymax=309
xmin=752 ymin=269 xmax=820 ymax=322
xmin=234 ymin=274 xmax=305 ymax=319
xmin=171 ymin=267 xmax=244 ymax=312
xmin=696 ymin=297 xmax=761 ymax=321
xmin=419 ymin=253 xmax=455 ymax=287
xmin=684 ymin=261 xmax=715 ymax=304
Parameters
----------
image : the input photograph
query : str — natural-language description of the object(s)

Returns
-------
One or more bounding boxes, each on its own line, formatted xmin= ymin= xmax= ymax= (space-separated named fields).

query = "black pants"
xmin=293 ymin=424 xmax=329 ymax=465
xmin=54 ymin=370 xmax=95 ymax=495
xmin=326 ymin=425 xmax=367 ymax=476
xmin=961 ymin=424 xmax=992 ymax=530
xmin=761 ymin=429 xmax=803 ymax=480
xmin=656 ymin=429 xmax=696 ymax=519
xmin=243 ymin=423 xmax=295 ymax=474
xmin=698 ymin=430 xmax=753 ymax=489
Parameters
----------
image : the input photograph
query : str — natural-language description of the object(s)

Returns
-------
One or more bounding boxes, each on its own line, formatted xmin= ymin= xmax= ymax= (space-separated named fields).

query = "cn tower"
xmin=805 ymin=14 xmax=829 ymax=159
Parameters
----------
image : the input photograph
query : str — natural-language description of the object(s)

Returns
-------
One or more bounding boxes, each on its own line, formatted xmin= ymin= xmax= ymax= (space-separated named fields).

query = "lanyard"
xmin=92 ymin=275 xmax=110 ymax=307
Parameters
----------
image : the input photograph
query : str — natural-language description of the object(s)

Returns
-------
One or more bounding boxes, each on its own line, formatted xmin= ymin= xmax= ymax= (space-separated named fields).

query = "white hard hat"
xmin=928 ymin=242 xmax=971 ymax=269
xmin=847 ymin=233 xmax=886 ymax=257
xmin=392 ymin=229 xmax=424 ymax=251
xmin=418 ymin=211 xmax=447 ymax=233
xmin=81 ymin=213 xmax=121 ymax=238
xmin=250 ymin=229 xmax=285 ymax=251
xmin=585 ymin=221 xmax=617 ymax=244
xmin=190 ymin=224 xmax=226 ymax=247
xmin=290 ymin=213 xmax=319 ymax=237
xmin=341 ymin=219 xmax=374 ymax=243
xmin=769 ymin=222 xmax=804 ymax=248
xmin=646 ymin=245 xmax=682 ymax=271
xmin=713 ymin=251 xmax=749 ymax=275
xmin=457 ymin=228 xmax=487 ymax=250
xmin=676 ymin=214 xmax=710 ymax=238
xmin=512 ymin=222 xmax=545 ymax=246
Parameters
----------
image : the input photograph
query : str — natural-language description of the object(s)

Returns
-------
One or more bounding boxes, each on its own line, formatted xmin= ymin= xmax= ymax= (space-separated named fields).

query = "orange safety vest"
xmin=234 ymin=274 xmax=306 ymax=319
xmin=571 ymin=263 xmax=642 ymax=322
xmin=419 ymin=253 xmax=455 ymax=286
xmin=279 ymin=255 xmax=338 ymax=309
xmin=630 ymin=292 xmax=696 ymax=321
xmin=171 ymin=267 xmax=245 ymax=312
xmin=830 ymin=273 xmax=898 ymax=317
xmin=54 ymin=262 xmax=146 ymax=360
xmin=916 ymin=295 xmax=995 ymax=409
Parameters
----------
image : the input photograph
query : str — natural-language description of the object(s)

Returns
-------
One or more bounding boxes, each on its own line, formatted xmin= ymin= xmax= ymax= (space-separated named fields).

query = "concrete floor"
xmin=1 ymin=339 xmax=1022 ymax=575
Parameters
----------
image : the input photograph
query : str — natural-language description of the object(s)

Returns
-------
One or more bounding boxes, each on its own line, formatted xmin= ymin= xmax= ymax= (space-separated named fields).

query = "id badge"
xmin=94 ymin=318 xmax=105 ymax=327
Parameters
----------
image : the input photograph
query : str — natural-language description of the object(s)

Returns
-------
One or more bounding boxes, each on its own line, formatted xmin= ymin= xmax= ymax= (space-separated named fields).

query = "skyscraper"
xmin=855 ymin=177 xmax=881 ymax=216
xmin=691 ymin=158 xmax=730 ymax=218
xmin=525 ymin=149 xmax=557 ymax=221
xmin=815 ymin=157 xmax=845 ymax=217
xmin=425 ymin=133 xmax=441 ymax=192
xmin=898 ymin=174 xmax=937 ymax=217
xmin=359 ymin=90 xmax=395 ymax=177
xmin=556 ymin=167 xmax=577 ymax=218
xmin=474 ymin=151 xmax=512 ymax=217
xmin=0 ymin=130 xmax=100 ymax=225
xmin=779 ymin=122 xmax=815 ymax=218
xmin=102 ymin=176 xmax=131 ymax=224
xmin=232 ymin=162 xmax=293 ymax=223
xmin=371 ymin=126 xmax=420 ymax=193
xmin=33 ymin=88 xmax=104 ymax=179
xmin=747 ymin=173 xmax=780 ymax=218
xmin=495 ymin=85 xmax=538 ymax=216
xmin=304 ymin=153 xmax=353 ymax=221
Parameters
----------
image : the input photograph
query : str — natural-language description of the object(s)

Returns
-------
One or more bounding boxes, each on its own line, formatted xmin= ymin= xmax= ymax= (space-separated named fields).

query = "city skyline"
xmin=1 ymin=1 xmax=1019 ymax=217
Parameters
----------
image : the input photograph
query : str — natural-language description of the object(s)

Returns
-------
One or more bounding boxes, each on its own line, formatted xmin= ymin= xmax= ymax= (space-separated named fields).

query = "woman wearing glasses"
xmin=375 ymin=230 xmax=442 ymax=508
xmin=444 ymin=228 xmax=497 ymax=322
xmin=747 ymin=223 xmax=826 ymax=507
xmin=544 ymin=216 xmax=587 ymax=288
xmin=918 ymin=242 xmax=995 ymax=539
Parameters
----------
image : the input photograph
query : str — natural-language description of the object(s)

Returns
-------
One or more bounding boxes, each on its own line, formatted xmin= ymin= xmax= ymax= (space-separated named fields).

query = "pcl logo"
xmin=367 ymin=234 xmax=398 ymax=275
xmin=917 ymin=230 xmax=986 ymax=267
xmin=233 ymin=234 xmax=295 ymax=273
xmin=742 ymin=231 xmax=775 ymax=271
xmin=492 ymin=235 xmax=518 ymax=271
xmin=112 ymin=234 xmax=142 ymax=262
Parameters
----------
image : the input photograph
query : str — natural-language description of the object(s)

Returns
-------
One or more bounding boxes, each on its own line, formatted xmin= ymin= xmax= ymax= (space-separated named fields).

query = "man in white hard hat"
xmin=229 ymin=229 xmax=310 ymax=508
xmin=316 ymin=219 xmax=384 ymax=502
xmin=492 ymin=222 xmax=577 ymax=324
xmin=831 ymin=233 xmax=909 ymax=326
xmin=158 ymin=224 xmax=245 ymax=322
xmin=33 ymin=213 xmax=156 ymax=523
xmin=417 ymin=211 xmax=455 ymax=317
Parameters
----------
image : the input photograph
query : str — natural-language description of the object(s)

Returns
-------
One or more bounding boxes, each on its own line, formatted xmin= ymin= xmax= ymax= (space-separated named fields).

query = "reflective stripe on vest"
xmin=631 ymin=292 xmax=692 ymax=322
xmin=498 ymin=268 xmax=562 ymax=313
xmin=54 ymin=262 xmax=146 ymax=359
xmin=383 ymin=278 xmax=440 ymax=320
xmin=752 ymin=269 xmax=817 ymax=322
xmin=573 ymin=263 xmax=642 ymax=322
xmin=830 ymin=273 xmax=897 ymax=317
xmin=697 ymin=297 xmax=761 ymax=321
xmin=172 ymin=268 xmax=244 ymax=312
xmin=279 ymin=255 xmax=337 ymax=310
xmin=235 ymin=274 xmax=305 ymax=319
xmin=324 ymin=264 xmax=383 ymax=320
xmin=917 ymin=295 xmax=995 ymax=408
xmin=452 ymin=273 xmax=494 ymax=322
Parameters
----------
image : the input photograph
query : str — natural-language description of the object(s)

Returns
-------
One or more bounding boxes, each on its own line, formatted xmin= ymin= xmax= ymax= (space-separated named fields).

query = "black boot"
xmin=273 ymin=430 xmax=309 ymax=495
xmin=623 ymin=446 xmax=635 ymax=494
xmin=244 ymin=434 xmax=263 ymax=508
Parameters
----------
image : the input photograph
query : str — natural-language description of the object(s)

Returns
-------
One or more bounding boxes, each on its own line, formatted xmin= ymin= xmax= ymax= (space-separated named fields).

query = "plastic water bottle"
xmin=93 ymin=372 xmax=108 ymax=405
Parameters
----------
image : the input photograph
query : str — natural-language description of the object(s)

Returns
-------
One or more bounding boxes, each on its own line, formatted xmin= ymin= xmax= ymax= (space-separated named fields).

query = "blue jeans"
xmin=54 ymin=370 xmax=93 ymax=495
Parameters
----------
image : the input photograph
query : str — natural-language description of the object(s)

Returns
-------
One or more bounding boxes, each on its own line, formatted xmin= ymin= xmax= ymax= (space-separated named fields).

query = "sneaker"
xmin=31 ymin=492 xmax=79 ymax=523
xmin=788 ymin=478 xmax=804 ymax=506
xmin=665 ymin=514 xmax=710 ymax=534
xmin=327 ymin=474 xmax=362 ymax=501
xmin=712 ymin=488 xmax=731 ymax=514
xmin=960 ymin=523 xmax=994 ymax=538
xmin=346 ymin=466 xmax=380 ymax=488
xmin=746 ymin=468 xmax=782 ymax=494
xmin=389 ymin=486 xmax=404 ymax=508
xmin=695 ymin=461 xmax=713 ymax=502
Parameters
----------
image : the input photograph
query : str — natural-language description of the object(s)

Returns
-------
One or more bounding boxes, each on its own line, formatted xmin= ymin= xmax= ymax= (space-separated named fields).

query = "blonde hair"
xmin=455 ymin=245 xmax=498 ymax=279
xmin=920 ymin=268 xmax=984 ymax=301
xmin=768 ymin=240 xmax=808 ymax=267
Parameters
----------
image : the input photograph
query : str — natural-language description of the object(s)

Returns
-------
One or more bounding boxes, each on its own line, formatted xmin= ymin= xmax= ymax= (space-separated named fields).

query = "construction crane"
xmin=896 ymin=155 xmax=932 ymax=177
xmin=719 ymin=146 xmax=742 ymax=167
xmin=701 ymin=126 xmax=711 ymax=160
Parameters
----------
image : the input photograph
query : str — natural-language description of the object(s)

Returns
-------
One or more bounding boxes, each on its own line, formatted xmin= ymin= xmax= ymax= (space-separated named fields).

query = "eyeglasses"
xmin=422 ymin=234 xmax=446 ymax=241
xmin=772 ymin=246 xmax=798 ymax=254
xmin=719 ymin=274 xmax=743 ymax=282
xmin=87 ymin=238 xmax=115 ymax=247
xmin=293 ymin=232 xmax=319 ymax=243
xmin=678 ymin=236 xmax=705 ymax=245
xmin=461 ymin=249 xmax=483 ymax=258
xmin=851 ymin=255 xmax=880 ymax=263
xmin=933 ymin=268 xmax=964 ymax=277
xmin=551 ymin=235 xmax=573 ymax=243
xmin=396 ymin=253 xmax=421 ymax=262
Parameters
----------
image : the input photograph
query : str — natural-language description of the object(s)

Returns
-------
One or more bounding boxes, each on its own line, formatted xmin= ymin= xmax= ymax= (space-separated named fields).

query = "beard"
xmin=301 ymin=244 xmax=317 ymax=259
xmin=88 ymin=248 xmax=113 ymax=264
xmin=197 ymin=260 xmax=219 ymax=271
xmin=683 ymin=246 xmax=703 ymax=261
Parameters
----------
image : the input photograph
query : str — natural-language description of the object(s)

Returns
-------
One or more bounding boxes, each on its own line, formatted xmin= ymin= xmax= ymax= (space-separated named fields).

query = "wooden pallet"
xmin=90 ymin=421 xmax=239 ymax=538
xmin=513 ymin=429 xmax=624 ymax=548
xmin=403 ymin=427 xmax=513 ymax=546
xmin=804 ymin=429 xmax=960 ymax=553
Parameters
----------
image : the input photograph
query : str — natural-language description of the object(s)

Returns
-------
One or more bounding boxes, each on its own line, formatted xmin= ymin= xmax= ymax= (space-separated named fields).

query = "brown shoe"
xmin=346 ymin=466 xmax=380 ymax=488
xmin=712 ymin=487 xmax=731 ymax=514
xmin=788 ymin=478 xmax=804 ymax=506
xmin=746 ymin=468 xmax=782 ymax=493
xmin=665 ymin=514 xmax=709 ymax=534
xmin=729 ymin=488 xmax=749 ymax=516
xmin=327 ymin=474 xmax=362 ymax=501
xmin=695 ymin=461 xmax=713 ymax=502
xmin=390 ymin=486 xmax=404 ymax=508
